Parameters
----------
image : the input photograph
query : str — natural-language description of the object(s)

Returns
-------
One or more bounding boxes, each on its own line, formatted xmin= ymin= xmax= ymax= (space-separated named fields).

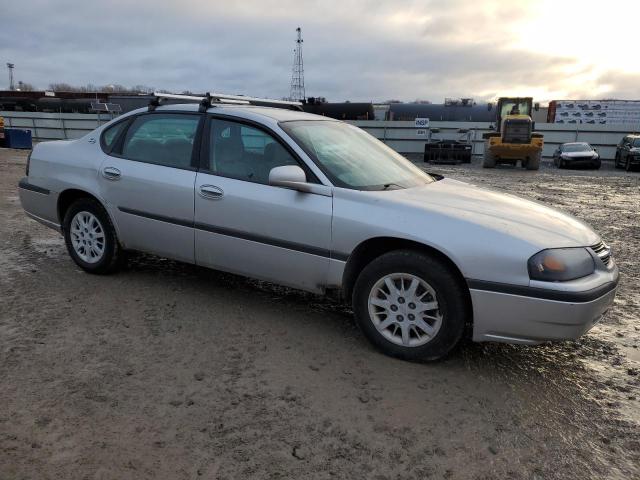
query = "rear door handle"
xmin=102 ymin=167 xmax=121 ymax=180
xmin=199 ymin=185 xmax=224 ymax=200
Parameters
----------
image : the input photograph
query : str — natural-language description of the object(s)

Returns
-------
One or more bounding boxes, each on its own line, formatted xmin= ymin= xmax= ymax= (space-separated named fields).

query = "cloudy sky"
xmin=2 ymin=0 xmax=638 ymax=103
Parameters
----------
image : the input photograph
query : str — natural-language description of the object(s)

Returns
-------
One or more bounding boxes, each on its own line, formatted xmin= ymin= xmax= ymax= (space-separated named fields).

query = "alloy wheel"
xmin=70 ymin=211 xmax=106 ymax=264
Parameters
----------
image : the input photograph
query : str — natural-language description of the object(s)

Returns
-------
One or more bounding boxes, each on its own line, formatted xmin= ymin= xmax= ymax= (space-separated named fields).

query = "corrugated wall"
xmin=350 ymin=120 xmax=630 ymax=160
xmin=1 ymin=111 xmax=633 ymax=160
xmin=1 ymin=111 xmax=116 ymax=141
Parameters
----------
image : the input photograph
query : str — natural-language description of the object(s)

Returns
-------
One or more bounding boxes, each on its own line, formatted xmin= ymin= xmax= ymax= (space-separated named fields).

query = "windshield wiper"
xmin=382 ymin=182 xmax=403 ymax=190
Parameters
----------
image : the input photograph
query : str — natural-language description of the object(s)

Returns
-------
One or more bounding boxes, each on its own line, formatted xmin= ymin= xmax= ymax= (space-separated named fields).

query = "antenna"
xmin=6 ymin=63 xmax=15 ymax=91
xmin=289 ymin=27 xmax=305 ymax=102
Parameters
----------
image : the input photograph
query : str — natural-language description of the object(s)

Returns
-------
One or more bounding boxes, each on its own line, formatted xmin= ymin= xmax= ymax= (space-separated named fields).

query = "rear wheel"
xmin=63 ymin=198 xmax=124 ymax=274
xmin=615 ymin=153 xmax=622 ymax=169
xmin=626 ymin=157 xmax=633 ymax=172
xmin=352 ymin=250 xmax=468 ymax=361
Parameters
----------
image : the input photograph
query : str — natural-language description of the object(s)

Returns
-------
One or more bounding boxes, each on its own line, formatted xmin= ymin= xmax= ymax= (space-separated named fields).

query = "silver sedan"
xmin=18 ymin=97 xmax=619 ymax=360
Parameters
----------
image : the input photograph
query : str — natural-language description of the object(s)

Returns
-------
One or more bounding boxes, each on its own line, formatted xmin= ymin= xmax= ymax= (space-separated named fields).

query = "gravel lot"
xmin=1 ymin=148 xmax=639 ymax=479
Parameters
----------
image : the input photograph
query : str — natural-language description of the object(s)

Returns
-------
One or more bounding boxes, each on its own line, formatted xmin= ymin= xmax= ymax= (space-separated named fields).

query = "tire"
xmin=615 ymin=153 xmax=622 ymax=169
xmin=593 ymin=159 xmax=601 ymax=170
xmin=526 ymin=150 xmax=541 ymax=170
xmin=482 ymin=140 xmax=496 ymax=168
xmin=62 ymin=198 xmax=124 ymax=274
xmin=626 ymin=157 xmax=633 ymax=172
xmin=352 ymin=250 xmax=469 ymax=361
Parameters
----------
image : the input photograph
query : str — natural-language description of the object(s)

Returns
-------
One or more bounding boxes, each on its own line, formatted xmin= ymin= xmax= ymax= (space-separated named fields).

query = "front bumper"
xmin=469 ymin=268 xmax=619 ymax=344
xmin=563 ymin=156 xmax=599 ymax=165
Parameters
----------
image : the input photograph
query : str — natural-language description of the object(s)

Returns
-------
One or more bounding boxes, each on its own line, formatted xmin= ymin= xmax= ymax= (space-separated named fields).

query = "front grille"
xmin=569 ymin=155 xmax=595 ymax=162
xmin=503 ymin=124 xmax=531 ymax=144
xmin=503 ymin=120 xmax=531 ymax=143
xmin=591 ymin=241 xmax=612 ymax=266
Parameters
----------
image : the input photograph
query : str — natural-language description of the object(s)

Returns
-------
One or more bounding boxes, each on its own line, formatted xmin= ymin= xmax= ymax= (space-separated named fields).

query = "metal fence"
xmin=1 ymin=111 xmax=632 ymax=160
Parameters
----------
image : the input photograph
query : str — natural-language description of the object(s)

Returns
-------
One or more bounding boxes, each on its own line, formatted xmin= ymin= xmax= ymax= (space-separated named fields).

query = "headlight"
xmin=528 ymin=248 xmax=595 ymax=282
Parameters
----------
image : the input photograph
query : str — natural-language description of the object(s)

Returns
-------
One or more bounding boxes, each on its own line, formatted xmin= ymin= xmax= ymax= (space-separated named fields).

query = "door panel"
xmin=194 ymin=173 xmax=332 ymax=293
xmin=193 ymin=116 xmax=332 ymax=292
xmin=97 ymin=112 xmax=201 ymax=263
xmin=99 ymin=158 xmax=196 ymax=263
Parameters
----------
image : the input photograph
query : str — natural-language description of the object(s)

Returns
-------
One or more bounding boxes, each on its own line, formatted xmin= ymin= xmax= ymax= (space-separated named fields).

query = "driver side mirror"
xmin=269 ymin=165 xmax=332 ymax=197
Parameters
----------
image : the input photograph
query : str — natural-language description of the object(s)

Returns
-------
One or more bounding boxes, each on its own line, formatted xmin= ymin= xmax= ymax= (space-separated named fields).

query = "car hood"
xmin=562 ymin=151 xmax=596 ymax=157
xmin=369 ymin=178 xmax=600 ymax=248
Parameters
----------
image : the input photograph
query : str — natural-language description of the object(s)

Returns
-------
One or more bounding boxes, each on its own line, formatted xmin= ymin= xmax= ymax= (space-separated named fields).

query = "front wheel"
xmin=525 ymin=151 xmax=541 ymax=170
xmin=482 ymin=140 xmax=496 ymax=168
xmin=63 ymin=198 xmax=124 ymax=274
xmin=352 ymin=250 xmax=469 ymax=361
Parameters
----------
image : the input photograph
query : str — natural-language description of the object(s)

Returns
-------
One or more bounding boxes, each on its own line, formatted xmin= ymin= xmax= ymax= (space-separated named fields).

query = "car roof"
xmin=562 ymin=142 xmax=590 ymax=146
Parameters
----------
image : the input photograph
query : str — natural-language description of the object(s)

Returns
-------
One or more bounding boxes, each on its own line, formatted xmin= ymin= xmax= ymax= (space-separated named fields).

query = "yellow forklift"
xmin=482 ymin=97 xmax=543 ymax=170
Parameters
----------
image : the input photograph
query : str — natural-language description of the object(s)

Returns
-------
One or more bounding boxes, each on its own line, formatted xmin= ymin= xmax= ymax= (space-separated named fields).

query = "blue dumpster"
xmin=4 ymin=128 xmax=33 ymax=149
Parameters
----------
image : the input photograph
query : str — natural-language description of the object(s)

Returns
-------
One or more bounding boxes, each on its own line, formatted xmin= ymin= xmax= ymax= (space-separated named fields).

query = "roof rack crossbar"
xmin=150 ymin=91 xmax=303 ymax=111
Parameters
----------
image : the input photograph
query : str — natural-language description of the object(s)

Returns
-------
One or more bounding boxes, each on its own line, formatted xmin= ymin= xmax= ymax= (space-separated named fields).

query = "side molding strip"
xmin=18 ymin=177 xmax=50 ymax=195
xmin=117 ymin=206 xmax=349 ymax=261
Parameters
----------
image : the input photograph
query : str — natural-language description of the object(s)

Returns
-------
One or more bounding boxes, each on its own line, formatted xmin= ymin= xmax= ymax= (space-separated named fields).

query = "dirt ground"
xmin=1 ymin=148 xmax=639 ymax=480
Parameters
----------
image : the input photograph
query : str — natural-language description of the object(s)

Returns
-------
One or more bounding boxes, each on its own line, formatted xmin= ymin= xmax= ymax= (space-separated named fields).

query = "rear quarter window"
xmin=101 ymin=121 xmax=127 ymax=151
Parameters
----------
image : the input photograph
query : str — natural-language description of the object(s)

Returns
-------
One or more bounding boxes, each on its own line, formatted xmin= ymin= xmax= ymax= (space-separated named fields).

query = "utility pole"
xmin=289 ymin=27 xmax=305 ymax=102
xmin=7 ymin=63 xmax=15 ymax=91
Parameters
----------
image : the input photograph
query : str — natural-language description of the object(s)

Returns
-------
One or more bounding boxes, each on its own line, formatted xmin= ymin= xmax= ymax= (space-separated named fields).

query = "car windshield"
xmin=562 ymin=143 xmax=592 ymax=152
xmin=633 ymin=139 xmax=640 ymax=147
xmin=280 ymin=120 xmax=434 ymax=190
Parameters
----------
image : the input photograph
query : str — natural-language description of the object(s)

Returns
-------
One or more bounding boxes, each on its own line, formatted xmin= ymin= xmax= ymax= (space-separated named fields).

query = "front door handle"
xmin=199 ymin=185 xmax=224 ymax=200
xmin=102 ymin=167 xmax=121 ymax=180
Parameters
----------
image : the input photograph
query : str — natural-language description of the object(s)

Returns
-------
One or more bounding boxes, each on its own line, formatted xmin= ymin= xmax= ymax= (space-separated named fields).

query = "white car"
xmin=18 ymin=93 xmax=619 ymax=360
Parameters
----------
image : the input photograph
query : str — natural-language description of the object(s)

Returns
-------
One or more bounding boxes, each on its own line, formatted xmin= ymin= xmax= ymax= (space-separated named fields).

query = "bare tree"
xmin=48 ymin=82 xmax=76 ymax=91
xmin=45 ymin=82 xmax=157 ymax=94
xmin=17 ymin=81 xmax=35 ymax=91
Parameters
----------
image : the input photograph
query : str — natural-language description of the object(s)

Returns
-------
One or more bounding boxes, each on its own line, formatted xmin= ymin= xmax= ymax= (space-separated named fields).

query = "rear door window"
xmin=120 ymin=114 xmax=200 ymax=169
